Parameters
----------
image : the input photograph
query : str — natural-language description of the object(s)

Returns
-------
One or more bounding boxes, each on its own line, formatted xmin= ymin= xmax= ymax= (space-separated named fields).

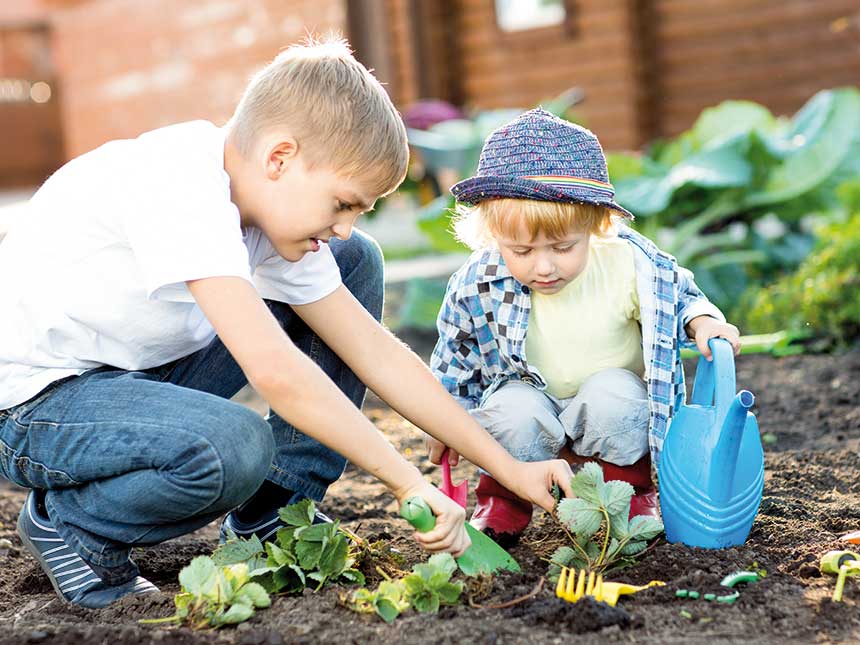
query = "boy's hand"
xmin=394 ymin=480 xmax=471 ymax=556
xmin=686 ymin=316 xmax=741 ymax=360
xmin=425 ymin=435 xmax=460 ymax=466
xmin=500 ymin=460 xmax=575 ymax=512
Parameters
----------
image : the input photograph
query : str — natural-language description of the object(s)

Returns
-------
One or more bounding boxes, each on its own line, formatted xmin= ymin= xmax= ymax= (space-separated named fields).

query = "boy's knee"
xmin=201 ymin=406 xmax=274 ymax=510
xmin=330 ymin=230 xmax=383 ymax=320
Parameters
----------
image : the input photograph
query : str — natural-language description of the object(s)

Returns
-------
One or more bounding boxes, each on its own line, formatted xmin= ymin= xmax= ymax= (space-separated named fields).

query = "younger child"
xmin=429 ymin=108 xmax=740 ymax=545
xmin=0 ymin=42 xmax=573 ymax=608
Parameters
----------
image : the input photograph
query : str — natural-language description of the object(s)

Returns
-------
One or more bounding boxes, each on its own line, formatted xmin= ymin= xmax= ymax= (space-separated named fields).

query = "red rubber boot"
xmin=600 ymin=456 xmax=660 ymax=520
xmin=469 ymin=474 xmax=533 ymax=548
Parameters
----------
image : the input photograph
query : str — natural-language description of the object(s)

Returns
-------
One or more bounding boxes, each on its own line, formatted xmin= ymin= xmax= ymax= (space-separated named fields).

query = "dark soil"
xmin=1 ymin=341 xmax=859 ymax=644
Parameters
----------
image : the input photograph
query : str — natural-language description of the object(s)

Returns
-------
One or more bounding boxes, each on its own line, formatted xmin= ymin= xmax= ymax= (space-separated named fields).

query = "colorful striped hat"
xmin=450 ymin=108 xmax=633 ymax=219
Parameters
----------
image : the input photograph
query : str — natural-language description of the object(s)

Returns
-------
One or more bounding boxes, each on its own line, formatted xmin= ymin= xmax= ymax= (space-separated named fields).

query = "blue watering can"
xmin=658 ymin=338 xmax=764 ymax=548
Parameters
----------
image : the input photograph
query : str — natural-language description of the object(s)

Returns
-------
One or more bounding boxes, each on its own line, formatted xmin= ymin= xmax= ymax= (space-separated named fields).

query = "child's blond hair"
xmin=453 ymin=198 xmax=615 ymax=250
xmin=227 ymin=35 xmax=408 ymax=196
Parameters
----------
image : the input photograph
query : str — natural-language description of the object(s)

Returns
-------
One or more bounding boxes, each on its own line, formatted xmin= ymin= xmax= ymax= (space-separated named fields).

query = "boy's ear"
xmin=264 ymin=137 xmax=299 ymax=180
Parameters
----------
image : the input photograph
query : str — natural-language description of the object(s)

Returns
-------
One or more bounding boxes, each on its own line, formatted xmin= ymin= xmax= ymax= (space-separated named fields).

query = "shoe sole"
xmin=16 ymin=507 xmax=71 ymax=602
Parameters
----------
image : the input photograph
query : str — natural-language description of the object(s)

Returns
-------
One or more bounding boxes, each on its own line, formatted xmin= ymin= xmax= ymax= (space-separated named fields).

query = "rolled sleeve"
xmin=677 ymin=266 xmax=725 ymax=346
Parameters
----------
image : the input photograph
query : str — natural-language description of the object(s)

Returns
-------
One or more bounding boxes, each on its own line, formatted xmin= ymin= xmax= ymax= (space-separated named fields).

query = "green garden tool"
xmin=399 ymin=496 xmax=520 ymax=576
xmin=820 ymin=550 xmax=860 ymax=602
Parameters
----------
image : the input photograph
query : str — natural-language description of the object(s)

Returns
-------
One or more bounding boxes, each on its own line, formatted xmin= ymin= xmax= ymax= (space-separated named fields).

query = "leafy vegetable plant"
xmin=215 ymin=499 xmax=365 ymax=594
xmin=140 ymin=557 xmax=270 ymax=629
xmin=349 ymin=553 xmax=464 ymax=623
xmin=549 ymin=462 xmax=663 ymax=578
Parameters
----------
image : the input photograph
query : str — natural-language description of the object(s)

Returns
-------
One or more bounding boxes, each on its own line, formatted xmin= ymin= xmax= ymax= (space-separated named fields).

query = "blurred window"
xmin=495 ymin=0 xmax=566 ymax=32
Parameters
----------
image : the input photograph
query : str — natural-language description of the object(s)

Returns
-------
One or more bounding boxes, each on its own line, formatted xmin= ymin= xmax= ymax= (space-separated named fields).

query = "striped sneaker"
xmin=219 ymin=504 xmax=333 ymax=544
xmin=16 ymin=491 xmax=158 ymax=608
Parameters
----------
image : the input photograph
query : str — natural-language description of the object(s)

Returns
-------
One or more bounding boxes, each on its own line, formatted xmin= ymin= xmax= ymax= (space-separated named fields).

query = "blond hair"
xmin=227 ymin=35 xmax=408 ymax=196
xmin=453 ymin=198 xmax=615 ymax=250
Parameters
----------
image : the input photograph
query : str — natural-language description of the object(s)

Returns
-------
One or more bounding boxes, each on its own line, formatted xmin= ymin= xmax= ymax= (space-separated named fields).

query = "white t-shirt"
xmin=0 ymin=120 xmax=341 ymax=410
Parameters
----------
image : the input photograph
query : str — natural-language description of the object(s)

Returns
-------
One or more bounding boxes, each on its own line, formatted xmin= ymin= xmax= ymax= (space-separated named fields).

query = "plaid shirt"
xmin=430 ymin=225 xmax=724 ymax=468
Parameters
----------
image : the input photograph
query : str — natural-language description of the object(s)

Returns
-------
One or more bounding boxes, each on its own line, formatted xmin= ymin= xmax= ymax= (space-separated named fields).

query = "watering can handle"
xmin=690 ymin=338 xmax=737 ymax=416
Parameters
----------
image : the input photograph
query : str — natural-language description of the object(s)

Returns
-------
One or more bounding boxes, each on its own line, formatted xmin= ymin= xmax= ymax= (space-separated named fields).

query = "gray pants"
xmin=471 ymin=368 xmax=649 ymax=466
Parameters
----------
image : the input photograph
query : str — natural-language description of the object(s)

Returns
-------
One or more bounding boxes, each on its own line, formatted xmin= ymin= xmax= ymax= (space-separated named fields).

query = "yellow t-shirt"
xmin=525 ymin=236 xmax=644 ymax=399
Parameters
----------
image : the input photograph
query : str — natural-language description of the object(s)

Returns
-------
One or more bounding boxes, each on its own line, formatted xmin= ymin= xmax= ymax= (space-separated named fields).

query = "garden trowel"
xmin=399 ymin=497 xmax=520 ymax=576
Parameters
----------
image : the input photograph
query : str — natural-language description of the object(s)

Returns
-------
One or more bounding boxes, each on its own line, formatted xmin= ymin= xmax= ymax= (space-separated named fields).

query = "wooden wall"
xmin=651 ymin=0 xmax=860 ymax=137
xmin=381 ymin=0 xmax=860 ymax=150
xmin=0 ymin=24 xmax=63 ymax=187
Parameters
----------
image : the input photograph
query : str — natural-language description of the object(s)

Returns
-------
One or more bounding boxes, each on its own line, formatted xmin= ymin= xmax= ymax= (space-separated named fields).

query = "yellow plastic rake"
xmin=555 ymin=566 xmax=665 ymax=607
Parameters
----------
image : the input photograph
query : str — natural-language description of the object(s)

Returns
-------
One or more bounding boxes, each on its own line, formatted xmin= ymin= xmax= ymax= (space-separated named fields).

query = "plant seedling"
xmin=216 ymin=499 xmax=365 ymax=594
xmin=140 ymin=557 xmax=270 ymax=629
xmin=549 ymin=462 xmax=663 ymax=578
xmin=348 ymin=553 xmax=464 ymax=623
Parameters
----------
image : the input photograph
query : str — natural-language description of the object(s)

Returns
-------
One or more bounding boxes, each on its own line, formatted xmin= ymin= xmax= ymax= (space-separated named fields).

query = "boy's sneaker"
xmin=16 ymin=490 xmax=158 ymax=609
xmin=219 ymin=505 xmax=333 ymax=544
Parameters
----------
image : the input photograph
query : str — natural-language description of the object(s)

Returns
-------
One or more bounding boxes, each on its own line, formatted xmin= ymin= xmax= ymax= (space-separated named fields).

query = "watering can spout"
xmin=708 ymin=390 xmax=755 ymax=503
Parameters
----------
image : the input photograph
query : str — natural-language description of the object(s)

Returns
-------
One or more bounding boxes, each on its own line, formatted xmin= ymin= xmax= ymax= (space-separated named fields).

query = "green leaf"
xmin=211 ymin=535 xmax=264 ymax=567
xmin=402 ymin=573 xmax=426 ymax=596
xmin=620 ymin=540 xmax=647 ymax=556
xmin=340 ymin=568 xmax=366 ymax=585
xmin=748 ymin=88 xmax=860 ymax=206
xmin=318 ymin=534 xmax=349 ymax=578
xmin=178 ymin=556 xmax=217 ymax=596
xmin=549 ymin=546 xmax=577 ymax=568
xmin=295 ymin=538 xmax=323 ymax=570
xmin=585 ymin=541 xmax=602 ymax=561
xmin=278 ymin=499 xmax=315 ymax=527
xmin=174 ymin=592 xmax=194 ymax=615
xmin=275 ymin=527 xmax=297 ymax=550
xmin=266 ymin=541 xmax=294 ymax=567
xmin=569 ymin=462 xmax=604 ymax=503
xmin=600 ymin=480 xmax=634 ymax=516
xmin=224 ymin=563 xmax=250 ymax=591
xmin=235 ymin=582 xmax=271 ymax=609
xmin=375 ymin=597 xmax=402 ymax=624
xmin=628 ymin=515 xmax=664 ymax=541
xmin=219 ymin=602 xmax=254 ymax=625
xmin=272 ymin=564 xmax=306 ymax=594
xmin=608 ymin=509 xmax=630 ymax=540
xmin=411 ymin=589 xmax=441 ymax=614
xmin=435 ymin=581 xmax=464 ymax=605
xmin=690 ymin=100 xmax=777 ymax=150
xmin=605 ymin=538 xmax=623 ymax=562
xmin=556 ymin=498 xmax=603 ymax=539
xmin=296 ymin=522 xmax=335 ymax=543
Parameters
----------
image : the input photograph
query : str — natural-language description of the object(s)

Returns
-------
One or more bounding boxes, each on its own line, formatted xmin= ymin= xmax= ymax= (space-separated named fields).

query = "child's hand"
xmin=501 ymin=460 xmax=575 ymax=512
xmin=425 ymin=434 xmax=460 ymax=466
xmin=396 ymin=481 xmax=471 ymax=556
xmin=687 ymin=316 xmax=741 ymax=360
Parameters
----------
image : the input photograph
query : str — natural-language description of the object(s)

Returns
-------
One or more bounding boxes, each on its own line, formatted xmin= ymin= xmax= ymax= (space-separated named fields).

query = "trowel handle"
xmin=691 ymin=338 xmax=737 ymax=414
xmin=400 ymin=496 xmax=436 ymax=532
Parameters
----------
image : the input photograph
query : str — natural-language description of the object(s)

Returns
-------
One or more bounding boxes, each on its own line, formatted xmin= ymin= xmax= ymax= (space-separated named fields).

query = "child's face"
xmin=495 ymin=221 xmax=590 ymax=295
xmin=249 ymin=149 xmax=377 ymax=262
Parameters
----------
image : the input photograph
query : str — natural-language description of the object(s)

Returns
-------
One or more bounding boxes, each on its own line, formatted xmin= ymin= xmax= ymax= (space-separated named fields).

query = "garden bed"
xmin=0 ymin=345 xmax=858 ymax=644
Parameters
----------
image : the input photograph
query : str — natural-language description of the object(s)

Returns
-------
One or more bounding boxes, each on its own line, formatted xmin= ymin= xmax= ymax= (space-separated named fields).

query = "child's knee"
xmin=472 ymin=381 xmax=565 ymax=459
xmin=565 ymin=369 xmax=649 ymax=465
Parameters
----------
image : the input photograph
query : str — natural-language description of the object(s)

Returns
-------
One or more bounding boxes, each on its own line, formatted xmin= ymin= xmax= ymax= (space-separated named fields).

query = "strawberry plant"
xmin=348 ymin=553 xmax=464 ymax=623
xmin=215 ymin=499 xmax=364 ymax=594
xmin=140 ymin=557 xmax=270 ymax=629
xmin=549 ymin=462 xmax=663 ymax=578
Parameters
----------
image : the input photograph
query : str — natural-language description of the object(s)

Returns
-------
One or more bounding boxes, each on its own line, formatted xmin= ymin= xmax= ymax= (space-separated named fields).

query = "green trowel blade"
xmin=400 ymin=497 xmax=521 ymax=575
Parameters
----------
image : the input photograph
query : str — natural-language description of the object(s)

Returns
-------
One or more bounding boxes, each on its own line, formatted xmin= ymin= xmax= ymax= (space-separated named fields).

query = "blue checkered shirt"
xmin=430 ymin=225 xmax=724 ymax=468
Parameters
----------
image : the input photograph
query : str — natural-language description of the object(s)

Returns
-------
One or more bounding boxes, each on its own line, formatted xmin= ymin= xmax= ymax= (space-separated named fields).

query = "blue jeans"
xmin=0 ymin=231 xmax=383 ymax=585
xmin=471 ymin=368 xmax=650 ymax=466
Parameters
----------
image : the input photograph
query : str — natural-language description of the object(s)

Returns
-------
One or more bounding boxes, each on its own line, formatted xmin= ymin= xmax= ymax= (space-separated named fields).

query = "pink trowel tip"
xmin=440 ymin=448 xmax=468 ymax=508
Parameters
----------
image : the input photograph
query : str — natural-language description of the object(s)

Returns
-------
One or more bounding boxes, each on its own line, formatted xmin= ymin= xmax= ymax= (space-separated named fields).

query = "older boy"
xmin=0 ymin=38 xmax=573 ymax=608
